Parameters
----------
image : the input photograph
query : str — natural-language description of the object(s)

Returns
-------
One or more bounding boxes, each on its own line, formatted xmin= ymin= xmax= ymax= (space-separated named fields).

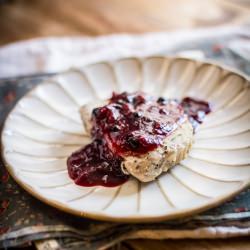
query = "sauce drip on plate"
xmin=181 ymin=97 xmax=211 ymax=130
xmin=67 ymin=139 xmax=127 ymax=187
xmin=67 ymin=92 xmax=211 ymax=187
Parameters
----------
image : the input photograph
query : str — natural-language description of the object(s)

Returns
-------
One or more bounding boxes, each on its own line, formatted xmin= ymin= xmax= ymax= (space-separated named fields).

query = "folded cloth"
xmin=0 ymin=25 xmax=249 ymax=78
xmin=0 ymin=26 xmax=249 ymax=249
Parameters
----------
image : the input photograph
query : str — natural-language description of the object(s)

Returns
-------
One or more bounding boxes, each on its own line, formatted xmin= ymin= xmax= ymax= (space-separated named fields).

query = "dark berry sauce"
xmin=181 ymin=97 xmax=211 ymax=130
xmin=67 ymin=92 xmax=211 ymax=187
xmin=67 ymin=139 xmax=128 ymax=187
xmin=91 ymin=92 xmax=186 ymax=155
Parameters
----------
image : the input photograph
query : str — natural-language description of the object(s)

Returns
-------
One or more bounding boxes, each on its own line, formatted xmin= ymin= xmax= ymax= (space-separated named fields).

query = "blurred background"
xmin=0 ymin=0 xmax=249 ymax=45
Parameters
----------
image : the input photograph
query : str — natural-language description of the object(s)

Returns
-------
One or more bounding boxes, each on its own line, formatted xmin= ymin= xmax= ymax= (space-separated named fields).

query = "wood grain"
xmin=0 ymin=0 xmax=249 ymax=45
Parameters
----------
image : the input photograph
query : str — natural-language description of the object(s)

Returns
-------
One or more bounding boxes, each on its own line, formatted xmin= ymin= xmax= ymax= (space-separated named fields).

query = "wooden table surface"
xmin=0 ymin=0 xmax=249 ymax=45
xmin=0 ymin=0 xmax=250 ymax=249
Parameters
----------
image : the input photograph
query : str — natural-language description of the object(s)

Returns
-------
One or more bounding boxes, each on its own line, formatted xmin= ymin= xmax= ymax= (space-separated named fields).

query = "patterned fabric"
xmin=0 ymin=29 xmax=250 ymax=249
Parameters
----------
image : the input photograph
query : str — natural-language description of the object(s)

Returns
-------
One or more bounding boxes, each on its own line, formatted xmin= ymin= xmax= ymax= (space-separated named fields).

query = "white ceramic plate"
xmin=2 ymin=56 xmax=250 ymax=222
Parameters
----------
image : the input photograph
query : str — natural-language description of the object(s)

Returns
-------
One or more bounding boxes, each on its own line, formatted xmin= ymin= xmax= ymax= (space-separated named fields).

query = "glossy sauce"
xmin=67 ymin=139 xmax=127 ymax=187
xmin=181 ymin=97 xmax=211 ymax=130
xmin=67 ymin=92 xmax=211 ymax=187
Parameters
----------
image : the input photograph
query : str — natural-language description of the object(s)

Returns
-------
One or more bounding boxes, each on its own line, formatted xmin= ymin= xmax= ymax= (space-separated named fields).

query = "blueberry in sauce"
xmin=181 ymin=97 xmax=211 ymax=129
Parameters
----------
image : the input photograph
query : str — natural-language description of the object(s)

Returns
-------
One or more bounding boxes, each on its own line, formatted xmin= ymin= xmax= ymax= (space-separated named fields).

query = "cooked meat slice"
xmin=121 ymin=121 xmax=193 ymax=182
xmin=79 ymin=94 xmax=193 ymax=182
